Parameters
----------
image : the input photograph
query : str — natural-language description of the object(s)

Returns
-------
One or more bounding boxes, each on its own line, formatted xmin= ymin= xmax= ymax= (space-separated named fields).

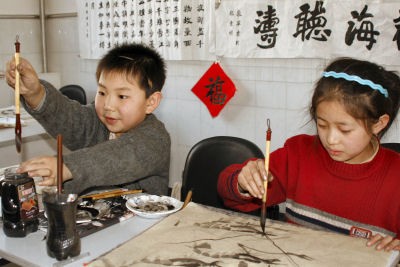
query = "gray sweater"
xmin=23 ymin=81 xmax=171 ymax=195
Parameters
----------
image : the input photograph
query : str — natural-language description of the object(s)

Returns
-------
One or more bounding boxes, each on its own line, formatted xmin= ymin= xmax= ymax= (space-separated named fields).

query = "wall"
xmin=1 ymin=0 xmax=399 ymax=187
xmin=0 ymin=0 xmax=40 ymax=107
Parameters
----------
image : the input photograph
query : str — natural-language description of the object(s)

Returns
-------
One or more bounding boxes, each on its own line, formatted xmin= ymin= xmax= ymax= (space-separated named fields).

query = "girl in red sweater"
xmin=217 ymin=58 xmax=400 ymax=251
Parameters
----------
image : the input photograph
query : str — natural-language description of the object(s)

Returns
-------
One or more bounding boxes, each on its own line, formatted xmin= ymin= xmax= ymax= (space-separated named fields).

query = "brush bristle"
xmin=15 ymin=135 xmax=21 ymax=153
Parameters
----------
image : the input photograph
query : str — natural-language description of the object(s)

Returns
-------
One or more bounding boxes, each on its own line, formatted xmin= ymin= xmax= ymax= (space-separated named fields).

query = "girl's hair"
xmin=96 ymin=43 xmax=166 ymax=98
xmin=310 ymin=57 xmax=400 ymax=138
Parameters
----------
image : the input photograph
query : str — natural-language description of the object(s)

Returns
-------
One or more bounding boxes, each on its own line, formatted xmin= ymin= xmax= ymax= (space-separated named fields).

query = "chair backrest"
xmin=181 ymin=136 xmax=264 ymax=210
xmin=59 ymin=84 xmax=87 ymax=105
xmin=381 ymin=142 xmax=400 ymax=153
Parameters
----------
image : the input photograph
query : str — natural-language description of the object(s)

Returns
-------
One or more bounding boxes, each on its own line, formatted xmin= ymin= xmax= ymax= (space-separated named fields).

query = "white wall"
xmin=1 ymin=0 xmax=399 ymax=187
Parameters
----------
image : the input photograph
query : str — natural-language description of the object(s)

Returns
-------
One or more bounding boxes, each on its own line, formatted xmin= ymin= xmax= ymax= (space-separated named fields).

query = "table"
xmin=1 ymin=163 xmax=161 ymax=266
xmin=1 ymin=201 xmax=399 ymax=267
xmin=89 ymin=203 xmax=400 ymax=267
xmin=0 ymin=215 xmax=161 ymax=266
xmin=0 ymin=106 xmax=44 ymax=142
xmin=0 ymin=106 xmax=57 ymax=168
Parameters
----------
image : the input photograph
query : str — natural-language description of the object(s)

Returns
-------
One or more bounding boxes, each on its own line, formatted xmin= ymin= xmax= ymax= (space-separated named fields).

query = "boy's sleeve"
xmin=23 ymin=80 xmax=105 ymax=150
xmin=62 ymin=117 xmax=170 ymax=195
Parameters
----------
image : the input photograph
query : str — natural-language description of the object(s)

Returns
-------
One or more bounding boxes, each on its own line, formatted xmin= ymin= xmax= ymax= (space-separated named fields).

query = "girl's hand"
xmin=17 ymin=156 xmax=72 ymax=186
xmin=367 ymin=234 xmax=400 ymax=251
xmin=237 ymin=159 xmax=272 ymax=199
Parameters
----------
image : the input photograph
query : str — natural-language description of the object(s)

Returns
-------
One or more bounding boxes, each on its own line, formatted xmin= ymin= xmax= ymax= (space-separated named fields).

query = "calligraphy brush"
xmin=260 ymin=119 xmax=271 ymax=234
xmin=79 ymin=189 xmax=143 ymax=200
xmin=57 ymin=134 xmax=63 ymax=194
xmin=180 ymin=189 xmax=193 ymax=210
xmin=14 ymin=35 xmax=22 ymax=153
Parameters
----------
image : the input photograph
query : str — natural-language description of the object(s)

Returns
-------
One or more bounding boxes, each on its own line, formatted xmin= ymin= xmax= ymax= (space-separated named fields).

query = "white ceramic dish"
xmin=126 ymin=194 xmax=182 ymax=219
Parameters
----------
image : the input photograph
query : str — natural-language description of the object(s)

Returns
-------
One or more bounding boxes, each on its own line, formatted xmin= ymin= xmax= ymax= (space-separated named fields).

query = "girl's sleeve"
xmin=217 ymin=158 xmax=263 ymax=212
xmin=217 ymin=144 xmax=290 ymax=212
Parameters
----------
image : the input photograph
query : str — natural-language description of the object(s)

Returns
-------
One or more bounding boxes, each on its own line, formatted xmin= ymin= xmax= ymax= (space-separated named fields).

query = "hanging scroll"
xmin=77 ymin=0 xmax=214 ymax=60
xmin=77 ymin=0 xmax=400 ymax=64
xmin=214 ymin=0 xmax=400 ymax=65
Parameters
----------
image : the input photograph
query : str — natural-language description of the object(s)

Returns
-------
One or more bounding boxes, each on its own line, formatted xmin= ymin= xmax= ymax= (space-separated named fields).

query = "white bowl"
xmin=126 ymin=194 xmax=183 ymax=219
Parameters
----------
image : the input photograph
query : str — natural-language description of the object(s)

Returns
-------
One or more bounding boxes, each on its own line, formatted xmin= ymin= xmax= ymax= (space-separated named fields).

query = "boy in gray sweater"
xmin=5 ymin=43 xmax=170 ymax=195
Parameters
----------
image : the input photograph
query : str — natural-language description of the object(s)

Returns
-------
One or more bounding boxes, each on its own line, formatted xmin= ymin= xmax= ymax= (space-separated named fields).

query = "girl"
xmin=218 ymin=58 xmax=400 ymax=251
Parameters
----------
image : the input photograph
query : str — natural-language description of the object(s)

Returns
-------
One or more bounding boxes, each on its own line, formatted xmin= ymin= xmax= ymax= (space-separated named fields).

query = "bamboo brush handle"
xmin=14 ymin=37 xmax=20 ymax=114
xmin=57 ymin=134 xmax=63 ymax=194
xmin=80 ymin=189 xmax=143 ymax=200
xmin=263 ymin=119 xmax=272 ymax=203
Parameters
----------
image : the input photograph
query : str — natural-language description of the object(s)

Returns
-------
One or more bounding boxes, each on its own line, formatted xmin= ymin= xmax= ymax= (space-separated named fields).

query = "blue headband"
xmin=322 ymin=71 xmax=389 ymax=98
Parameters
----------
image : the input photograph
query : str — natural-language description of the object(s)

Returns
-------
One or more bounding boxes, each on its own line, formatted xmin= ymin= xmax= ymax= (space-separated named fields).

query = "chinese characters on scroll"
xmin=77 ymin=0 xmax=400 ymax=64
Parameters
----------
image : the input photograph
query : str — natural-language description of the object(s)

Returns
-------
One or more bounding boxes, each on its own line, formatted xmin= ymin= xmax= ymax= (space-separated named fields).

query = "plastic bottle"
xmin=1 ymin=167 xmax=39 ymax=237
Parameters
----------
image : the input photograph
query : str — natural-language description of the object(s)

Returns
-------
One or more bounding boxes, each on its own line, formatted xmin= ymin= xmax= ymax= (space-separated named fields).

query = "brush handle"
xmin=263 ymin=120 xmax=272 ymax=202
xmin=57 ymin=134 xmax=63 ymax=193
xmin=260 ymin=120 xmax=272 ymax=233
xmin=14 ymin=37 xmax=20 ymax=114
xmin=181 ymin=189 xmax=193 ymax=210
xmin=14 ymin=36 xmax=22 ymax=154
xmin=88 ymin=189 xmax=142 ymax=200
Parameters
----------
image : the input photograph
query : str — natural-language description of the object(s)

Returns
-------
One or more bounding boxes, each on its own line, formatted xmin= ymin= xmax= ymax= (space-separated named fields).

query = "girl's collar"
xmin=359 ymin=136 xmax=379 ymax=164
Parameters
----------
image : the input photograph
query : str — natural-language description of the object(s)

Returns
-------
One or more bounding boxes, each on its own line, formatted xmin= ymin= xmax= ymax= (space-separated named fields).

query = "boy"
xmin=5 ymin=43 xmax=170 ymax=195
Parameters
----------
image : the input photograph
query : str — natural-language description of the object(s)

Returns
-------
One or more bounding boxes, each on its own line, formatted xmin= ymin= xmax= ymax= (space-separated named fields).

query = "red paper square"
xmin=191 ymin=62 xmax=236 ymax=117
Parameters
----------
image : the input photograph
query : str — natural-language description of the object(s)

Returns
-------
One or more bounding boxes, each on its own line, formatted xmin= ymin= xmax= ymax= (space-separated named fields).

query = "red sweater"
xmin=218 ymin=134 xmax=400 ymax=239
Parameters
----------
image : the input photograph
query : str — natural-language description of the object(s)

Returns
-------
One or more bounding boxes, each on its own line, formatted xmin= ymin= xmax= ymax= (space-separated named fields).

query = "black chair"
xmin=381 ymin=142 xmax=400 ymax=153
xmin=181 ymin=136 xmax=280 ymax=220
xmin=59 ymin=84 xmax=87 ymax=105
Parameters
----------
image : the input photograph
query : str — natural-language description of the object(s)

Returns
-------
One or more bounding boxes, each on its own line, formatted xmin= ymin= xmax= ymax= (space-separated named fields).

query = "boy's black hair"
xmin=96 ymin=43 xmax=166 ymax=98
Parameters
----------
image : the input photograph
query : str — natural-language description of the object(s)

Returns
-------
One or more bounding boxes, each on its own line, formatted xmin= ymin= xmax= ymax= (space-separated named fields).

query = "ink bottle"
xmin=0 ymin=167 xmax=39 ymax=237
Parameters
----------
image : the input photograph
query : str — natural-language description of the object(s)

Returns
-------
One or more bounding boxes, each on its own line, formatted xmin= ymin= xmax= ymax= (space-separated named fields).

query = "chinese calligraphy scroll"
xmin=77 ymin=0 xmax=213 ymax=60
xmin=215 ymin=0 xmax=400 ymax=65
xmin=77 ymin=0 xmax=400 ymax=64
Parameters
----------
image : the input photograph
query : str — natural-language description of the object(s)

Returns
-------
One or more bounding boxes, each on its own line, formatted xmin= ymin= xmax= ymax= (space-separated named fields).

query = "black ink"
xmin=205 ymin=76 xmax=226 ymax=105
xmin=254 ymin=5 xmax=280 ymax=49
xmin=293 ymin=1 xmax=331 ymax=42
xmin=393 ymin=12 xmax=400 ymax=50
xmin=345 ymin=5 xmax=379 ymax=50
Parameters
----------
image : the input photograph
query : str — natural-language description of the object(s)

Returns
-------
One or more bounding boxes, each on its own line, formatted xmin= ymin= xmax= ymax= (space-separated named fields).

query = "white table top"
xmin=0 ymin=164 xmax=162 ymax=267
xmin=0 ymin=215 xmax=161 ymax=266
xmin=0 ymin=106 xmax=46 ymax=144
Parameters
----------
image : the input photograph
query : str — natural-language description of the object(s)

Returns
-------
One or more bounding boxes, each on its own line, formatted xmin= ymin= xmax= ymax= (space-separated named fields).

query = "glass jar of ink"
xmin=0 ymin=167 xmax=39 ymax=237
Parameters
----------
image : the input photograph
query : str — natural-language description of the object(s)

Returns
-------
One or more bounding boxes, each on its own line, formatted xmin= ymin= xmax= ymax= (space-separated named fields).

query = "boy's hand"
xmin=237 ymin=159 xmax=272 ymax=199
xmin=367 ymin=234 xmax=400 ymax=251
xmin=17 ymin=156 xmax=72 ymax=186
xmin=6 ymin=57 xmax=45 ymax=108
